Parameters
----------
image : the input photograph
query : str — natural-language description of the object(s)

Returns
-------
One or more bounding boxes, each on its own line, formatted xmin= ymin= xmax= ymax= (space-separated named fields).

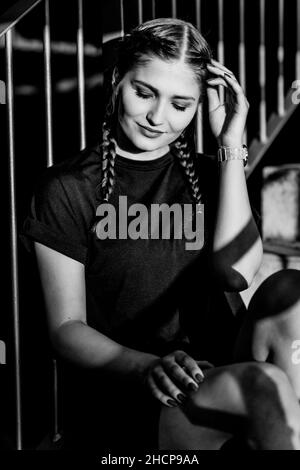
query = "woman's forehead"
xmin=126 ymin=57 xmax=201 ymax=98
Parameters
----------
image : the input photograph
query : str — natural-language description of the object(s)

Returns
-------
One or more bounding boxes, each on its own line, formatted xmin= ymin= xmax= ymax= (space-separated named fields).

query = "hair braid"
xmin=173 ymin=134 xmax=202 ymax=207
xmin=91 ymin=96 xmax=117 ymax=234
xmin=101 ymin=118 xmax=117 ymax=202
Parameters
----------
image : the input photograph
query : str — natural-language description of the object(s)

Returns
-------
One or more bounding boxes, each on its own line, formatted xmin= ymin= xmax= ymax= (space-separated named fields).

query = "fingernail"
xmin=195 ymin=373 xmax=204 ymax=383
xmin=167 ymin=399 xmax=178 ymax=407
xmin=188 ymin=383 xmax=198 ymax=392
xmin=177 ymin=393 xmax=187 ymax=404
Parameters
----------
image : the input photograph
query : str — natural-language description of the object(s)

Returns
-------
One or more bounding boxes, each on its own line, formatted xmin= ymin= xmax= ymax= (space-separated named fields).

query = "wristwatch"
xmin=217 ymin=145 xmax=248 ymax=167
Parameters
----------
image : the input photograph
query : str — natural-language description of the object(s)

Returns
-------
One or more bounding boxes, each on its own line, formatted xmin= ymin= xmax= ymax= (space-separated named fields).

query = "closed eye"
xmin=135 ymin=88 xmax=153 ymax=99
xmin=134 ymin=86 xmax=190 ymax=111
xmin=173 ymin=103 xmax=188 ymax=112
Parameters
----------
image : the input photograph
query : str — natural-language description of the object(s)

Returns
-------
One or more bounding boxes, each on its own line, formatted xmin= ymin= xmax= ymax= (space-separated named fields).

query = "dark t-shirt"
xmin=20 ymin=145 xmax=241 ymax=450
xmin=20 ymin=145 xmax=237 ymax=360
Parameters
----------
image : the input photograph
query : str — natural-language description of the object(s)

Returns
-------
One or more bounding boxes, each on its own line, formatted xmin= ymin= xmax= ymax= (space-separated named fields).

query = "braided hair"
xmin=100 ymin=106 xmax=117 ymax=203
xmin=98 ymin=18 xmax=212 ymax=210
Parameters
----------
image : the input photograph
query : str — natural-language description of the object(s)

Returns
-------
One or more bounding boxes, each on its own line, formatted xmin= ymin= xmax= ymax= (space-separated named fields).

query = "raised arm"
xmin=212 ymin=158 xmax=263 ymax=291
xmin=206 ymin=59 xmax=263 ymax=291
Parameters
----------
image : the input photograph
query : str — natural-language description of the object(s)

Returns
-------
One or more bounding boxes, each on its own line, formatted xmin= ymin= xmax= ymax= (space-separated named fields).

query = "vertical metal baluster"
xmin=138 ymin=0 xmax=143 ymax=24
xmin=218 ymin=0 xmax=225 ymax=104
xmin=171 ymin=0 xmax=177 ymax=18
xmin=52 ymin=357 xmax=61 ymax=442
xmin=44 ymin=0 xmax=53 ymax=167
xmin=195 ymin=0 xmax=203 ymax=154
xmin=195 ymin=0 xmax=201 ymax=31
xmin=120 ymin=0 xmax=125 ymax=37
xmin=44 ymin=0 xmax=60 ymax=443
xmin=239 ymin=0 xmax=247 ymax=143
xmin=6 ymin=27 xmax=22 ymax=451
xmin=278 ymin=0 xmax=285 ymax=116
xmin=152 ymin=0 xmax=156 ymax=19
xmin=297 ymin=0 xmax=300 ymax=80
xmin=259 ymin=0 xmax=267 ymax=142
xmin=77 ymin=0 xmax=86 ymax=150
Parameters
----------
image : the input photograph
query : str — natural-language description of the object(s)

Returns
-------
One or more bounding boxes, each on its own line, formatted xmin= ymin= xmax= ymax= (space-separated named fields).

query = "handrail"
xmin=0 ymin=0 xmax=42 ymax=39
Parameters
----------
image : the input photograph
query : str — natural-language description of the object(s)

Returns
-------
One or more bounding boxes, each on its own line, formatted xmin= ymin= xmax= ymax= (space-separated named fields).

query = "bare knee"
xmin=163 ymin=362 xmax=300 ymax=449
xmin=247 ymin=270 xmax=300 ymax=395
xmin=196 ymin=362 xmax=300 ymax=448
xmin=239 ymin=362 xmax=300 ymax=449
xmin=226 ymin=361 xmax=294 ymax=402
xmin=234 ymin=270 xmax=300 ymax=363
xmin=184 ymin=363 xmax=275 ymax=427
xmin=188 ymin=362 xmax=298 ymax=426
xmin=238 ymin=270 xmax=300 ymax=393
xmin=248 ymin=269 xmax=300 ymax=323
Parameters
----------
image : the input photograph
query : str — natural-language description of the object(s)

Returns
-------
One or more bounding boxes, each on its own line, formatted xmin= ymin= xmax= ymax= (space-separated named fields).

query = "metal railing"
xmin=2 ymin=0 xmax=299 ymax=451
xmin=1 ymin=0 xmax=95 ymax=450
xmin=103 ymin=0 xmax=300 ymax=168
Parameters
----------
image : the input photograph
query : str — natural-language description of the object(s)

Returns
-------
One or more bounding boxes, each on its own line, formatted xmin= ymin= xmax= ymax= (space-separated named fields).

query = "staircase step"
xmin=267 ymin=112 xmax=283 ymax=135
xmin=264 ymin=241 xmax=300 ymax=257
xmin=262 ymin=164 xmax=300 ymax=243
xmin=36 ymin=432 xmax=64 ymax=450
xmin=242 ymin=163 xmax=300 ymax=307
xmin=246 ymin=88 xmax=299 ymax=177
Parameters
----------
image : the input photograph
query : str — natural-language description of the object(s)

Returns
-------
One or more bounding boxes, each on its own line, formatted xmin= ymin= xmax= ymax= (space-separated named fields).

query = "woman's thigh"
xmin=233 ymin=269 xmax=300 ymax=397
xmin=158 ymin=361 xmax=300 ymax=450
xmin=158 ymin=363 xmax=252 ymax=450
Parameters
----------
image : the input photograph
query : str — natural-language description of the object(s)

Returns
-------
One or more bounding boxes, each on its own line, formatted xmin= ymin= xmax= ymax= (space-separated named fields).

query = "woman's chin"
xmin=129 ymin=137 xmax=167 ymax=153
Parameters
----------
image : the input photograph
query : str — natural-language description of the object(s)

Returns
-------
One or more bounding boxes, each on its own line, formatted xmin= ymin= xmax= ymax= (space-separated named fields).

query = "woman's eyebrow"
xmin=132 ymin=79 xmax=196 ymax=101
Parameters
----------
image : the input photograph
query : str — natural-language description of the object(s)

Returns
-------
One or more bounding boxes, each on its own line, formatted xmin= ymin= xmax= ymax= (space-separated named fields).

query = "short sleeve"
xmin=19 ymin=169 xmax=89 ymax=265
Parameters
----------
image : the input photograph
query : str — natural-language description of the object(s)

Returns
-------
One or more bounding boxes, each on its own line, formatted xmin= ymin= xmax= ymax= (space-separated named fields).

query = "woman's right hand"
xmin=143 ymin=350 xmax=214 ymax=407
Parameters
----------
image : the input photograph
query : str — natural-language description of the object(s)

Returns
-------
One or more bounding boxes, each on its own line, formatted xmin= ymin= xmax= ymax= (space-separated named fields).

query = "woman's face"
xmin=116 ymin=56 xmax=201 ymax=152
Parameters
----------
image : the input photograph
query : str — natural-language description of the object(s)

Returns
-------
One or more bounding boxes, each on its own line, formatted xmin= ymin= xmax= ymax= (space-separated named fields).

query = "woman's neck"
xmin=115 ymin=143 xmax=170 ymax=161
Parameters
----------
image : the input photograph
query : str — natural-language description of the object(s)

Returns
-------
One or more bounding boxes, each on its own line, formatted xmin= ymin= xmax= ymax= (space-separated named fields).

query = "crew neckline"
xmin=115 ymin=150 xmax=174 ymax=170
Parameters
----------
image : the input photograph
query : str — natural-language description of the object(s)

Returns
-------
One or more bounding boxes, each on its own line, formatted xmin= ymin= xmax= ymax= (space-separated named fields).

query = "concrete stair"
xmin=241 ymin=164 xmax=300 ymax=307
xmin=246 ymin=88 xmax=300 ymax=178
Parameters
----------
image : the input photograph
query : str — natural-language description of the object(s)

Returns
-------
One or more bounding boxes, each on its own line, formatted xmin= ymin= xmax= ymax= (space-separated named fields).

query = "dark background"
xmin=1 ymin=0 xmax=299 ymax=450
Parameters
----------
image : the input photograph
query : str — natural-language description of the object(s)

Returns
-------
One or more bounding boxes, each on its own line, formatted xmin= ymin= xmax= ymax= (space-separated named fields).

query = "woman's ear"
xmin=107 ymin=67 xmax=121 ymax=117
xmin=112 ymin=67 xmax=121 ymax=92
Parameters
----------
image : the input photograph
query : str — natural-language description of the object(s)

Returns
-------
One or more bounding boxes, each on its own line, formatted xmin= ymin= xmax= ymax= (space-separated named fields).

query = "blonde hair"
xmin=99 ymin=18 xmax=212 ymax=207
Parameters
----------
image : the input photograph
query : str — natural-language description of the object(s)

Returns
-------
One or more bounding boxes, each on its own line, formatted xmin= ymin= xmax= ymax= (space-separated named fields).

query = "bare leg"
xmin=159 ymin=362 xmax=300 ymax=450
xmin=234 ymin=269 xmax=300 ymax=398
xmin=159 ymin=270 xmax=300 ymax=450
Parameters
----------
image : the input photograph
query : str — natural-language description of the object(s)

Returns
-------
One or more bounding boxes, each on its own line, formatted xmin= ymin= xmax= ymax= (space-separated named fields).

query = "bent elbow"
xmin=211 ymin=260 xmax=251 ymax=292
xmin=212 ymin=238 xmax=263 ymax=292
xmin=50 ymin=319 xmax=86 ymax=359
xmin=219 ymin=270 xmax=250 ymax=292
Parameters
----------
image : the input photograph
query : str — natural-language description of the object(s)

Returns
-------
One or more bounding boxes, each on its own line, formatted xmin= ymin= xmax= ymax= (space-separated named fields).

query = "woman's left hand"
xmin=206 ymin=58 xmax=249 ymax=147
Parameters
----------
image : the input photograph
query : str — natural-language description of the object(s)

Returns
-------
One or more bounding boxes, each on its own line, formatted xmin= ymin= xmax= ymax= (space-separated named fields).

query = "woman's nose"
xmin=146 ymin=101 xmax=165 ymax=126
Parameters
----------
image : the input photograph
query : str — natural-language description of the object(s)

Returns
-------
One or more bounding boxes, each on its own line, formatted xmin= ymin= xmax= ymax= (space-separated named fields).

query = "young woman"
xmin=21 ymin=18 xmax=300 ymax=450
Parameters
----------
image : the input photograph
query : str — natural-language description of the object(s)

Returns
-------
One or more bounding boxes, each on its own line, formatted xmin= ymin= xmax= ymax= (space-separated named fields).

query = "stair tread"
xmin=264 ymin=240 xmax=300 ymax=256
xmin=246 ymin=87 xmax=299 ymax=177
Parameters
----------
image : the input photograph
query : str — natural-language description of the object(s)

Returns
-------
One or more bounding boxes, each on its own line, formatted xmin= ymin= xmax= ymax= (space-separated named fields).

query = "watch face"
xmin=242 ymin=145 xmax=249 ymax=166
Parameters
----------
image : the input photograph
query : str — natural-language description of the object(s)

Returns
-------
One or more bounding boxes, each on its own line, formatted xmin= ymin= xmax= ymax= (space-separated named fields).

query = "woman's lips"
xmin=137 ymin=123 xmax=166 ymax=137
